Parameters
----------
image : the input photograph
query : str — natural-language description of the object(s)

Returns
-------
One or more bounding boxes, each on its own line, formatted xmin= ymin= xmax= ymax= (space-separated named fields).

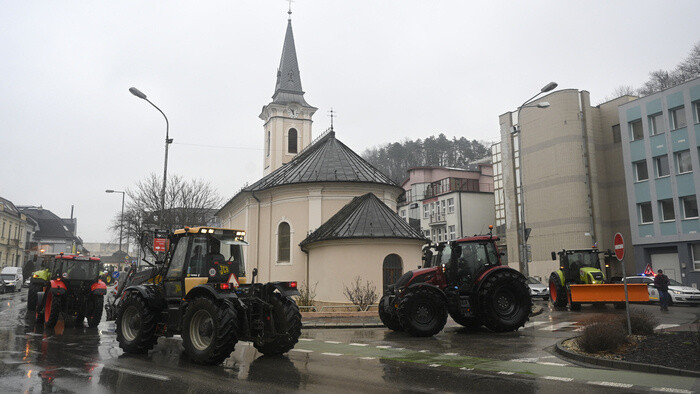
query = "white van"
xmin=1 ymin=267 xmax=23 ymax=292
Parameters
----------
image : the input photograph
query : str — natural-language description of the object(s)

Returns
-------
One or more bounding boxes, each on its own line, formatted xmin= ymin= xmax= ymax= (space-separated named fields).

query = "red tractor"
xmin=35 ymin=254 xmax=107 ymax=329
xmin=379 ymin=229 xmax=531 ymax=336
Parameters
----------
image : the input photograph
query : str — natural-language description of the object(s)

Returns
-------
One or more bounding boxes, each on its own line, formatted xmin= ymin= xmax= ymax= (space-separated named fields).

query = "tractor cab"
xmin=443 ymin=236 xmax=501 ymax=290
xmin=552 ymin=249 xmax=605 ymax=284
xmin=165 ymin=227 xmax=247 ymax=300
xmin=53 ymin=254 xmax=103 ymax=285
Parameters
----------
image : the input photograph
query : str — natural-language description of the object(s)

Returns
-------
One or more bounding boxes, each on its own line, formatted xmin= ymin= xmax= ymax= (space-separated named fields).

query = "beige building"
xmin=216 ymin=16 xmax=426 ymax=302
xmin=498 ymin=89 xmax=637 ymax=281
xmin=0 ymin=197 xmax=30 ymax=268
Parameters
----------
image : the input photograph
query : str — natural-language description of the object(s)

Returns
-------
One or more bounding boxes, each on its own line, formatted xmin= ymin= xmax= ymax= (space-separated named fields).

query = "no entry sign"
xmin=613 ymin=232 xmax=624 ymax=261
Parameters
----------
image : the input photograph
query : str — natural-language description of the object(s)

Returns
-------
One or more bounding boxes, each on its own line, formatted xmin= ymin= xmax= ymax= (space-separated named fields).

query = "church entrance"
xmin=382 ymin=254 xmax=403 ymax=291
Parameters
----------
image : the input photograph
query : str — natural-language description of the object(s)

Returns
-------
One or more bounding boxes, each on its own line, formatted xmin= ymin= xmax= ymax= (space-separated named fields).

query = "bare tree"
xmin=109 ymin=173 xmax=222 ymax=244
xmin=343 ymin=276 xmax=378 ymax=311
xmin=638 ymin=41 xmax=700 ymax=96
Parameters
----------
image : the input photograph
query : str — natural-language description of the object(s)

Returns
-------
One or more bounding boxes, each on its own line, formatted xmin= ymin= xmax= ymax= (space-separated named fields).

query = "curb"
xmin=554 ymin=338 xmax=700 ymax=378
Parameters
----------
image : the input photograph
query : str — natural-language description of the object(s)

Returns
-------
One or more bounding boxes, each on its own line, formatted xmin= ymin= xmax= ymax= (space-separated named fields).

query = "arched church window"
xmin=382 ymin=254 xmax=403 ymax=291
xmin=266 ymin=130 xmax=271 ymax=157
xmin=288 ymin=128 xmax=298 ymax=153
xmin=278 ymin=222 xmax=290 ymax=262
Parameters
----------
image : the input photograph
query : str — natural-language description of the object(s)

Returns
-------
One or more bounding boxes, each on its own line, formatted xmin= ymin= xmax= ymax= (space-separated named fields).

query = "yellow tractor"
xmin=549 ymin=249 xmax=648 ymax=310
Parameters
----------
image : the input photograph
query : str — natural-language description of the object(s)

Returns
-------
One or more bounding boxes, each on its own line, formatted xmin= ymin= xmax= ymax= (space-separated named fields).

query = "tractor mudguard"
xmin=268 ymin=281 xmax=300 ymax=297
xmin=91 ymin=280 xmax=107 ymax=295
xmin=474 ymin=266 xmax=526 ymax=294
xmin=405 ymin=282 xmax=446 ymax=300
xmin=551 ymin=270 xmax=565 ymax=286
xmin=123 ymin=285 xmax=165 ymax=310
xmin=50 ymin=279 xmax=67 ymax=296
xmin=185 ymin=284 xmax=245 ymax=309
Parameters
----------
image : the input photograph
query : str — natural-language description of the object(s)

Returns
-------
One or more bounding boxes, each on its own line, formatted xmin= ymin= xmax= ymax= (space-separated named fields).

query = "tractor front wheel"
xmin=116 ymin=292 xmax=158 ymax=354
xmin=397 ymin=288 xmax=447 ymax=337
xmin=378 ymin=295 xmax=402 ymax=331
xmin=549 ymin=273 xmax=568 ymax=308
xmin=182 ymin=297 xmax=239 ymax=364
xmin=254 ymin=293 xmax=302 ymax=356
xmin=87 ymin=296 xmax=103 ymax=328
xmin=478 ymin=270 xmax=531 ymax=332
xmin=44 ymin=293 xmax=62 ymax=329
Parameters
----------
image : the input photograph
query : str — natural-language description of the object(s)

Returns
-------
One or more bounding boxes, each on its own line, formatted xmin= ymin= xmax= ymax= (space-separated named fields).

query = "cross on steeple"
xmin=329 ymin=108 xmax=336 ymax=130
xmin=287 ymin=0 xmax=293 ymax=19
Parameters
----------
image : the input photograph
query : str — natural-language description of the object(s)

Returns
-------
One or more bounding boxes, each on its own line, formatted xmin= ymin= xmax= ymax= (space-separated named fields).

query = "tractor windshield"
xmin=214 ymin=235 xmax=247 ymax=279
xmin=62 ymin=260 xmax=101 ymax=281
xmin=454 ymin=241 xmax=498 ymax=284
xmin=567 ymin=252 xmax=600 ymax=270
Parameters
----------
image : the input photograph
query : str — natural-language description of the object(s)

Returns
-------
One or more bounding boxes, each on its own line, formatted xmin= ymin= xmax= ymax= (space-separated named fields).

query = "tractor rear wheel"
xmin=378 ymin=295 xmax=402 ymax=331
xmin=478 ymin=270 xmax=531 ymax=332
xmin=87 ymin=296 xmax=103 ymax=328
xmin=27 ymin=284 xmax=40 ymax=311
xmin=45 ymin=293 xmax=62 ymax=329
xmin=182 ymin=297 xmax=239 ymax=364
xmin=254 ymin=293 xmax=302 ymax=355
xmin=549 ymin=273 xmax=568 ymax=308
xmin=397 ymin=288 xmax=447 ymax=337
xmin=116 ymin=292 xmax=158 ymax=354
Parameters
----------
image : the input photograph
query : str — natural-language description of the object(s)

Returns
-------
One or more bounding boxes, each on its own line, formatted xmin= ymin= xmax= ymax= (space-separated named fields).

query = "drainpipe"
xmin=458 ymin=192 xmax=464 ymax=238
xmin=251 ymin=192 xmax=261 ymax=275
xmin=578 ymin=92 xmax=597 ymax=247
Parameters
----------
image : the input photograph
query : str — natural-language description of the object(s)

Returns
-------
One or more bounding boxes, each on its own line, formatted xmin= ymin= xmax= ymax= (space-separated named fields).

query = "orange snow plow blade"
xmin=569 ymin=284 xmax=649 ymax=303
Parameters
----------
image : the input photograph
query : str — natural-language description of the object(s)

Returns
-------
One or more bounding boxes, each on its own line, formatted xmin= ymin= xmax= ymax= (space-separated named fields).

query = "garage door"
xmin=650 ymin=253 xmax=681 ymax=281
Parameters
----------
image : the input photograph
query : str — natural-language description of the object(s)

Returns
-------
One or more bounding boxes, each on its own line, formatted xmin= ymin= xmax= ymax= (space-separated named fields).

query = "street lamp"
xmin=129 ymin=87 xmax=171 ymax=227
xmin=105 ymin=189 xmax=125 ymax=252
xmin=511 ymin=82 xmax=557 ymax=276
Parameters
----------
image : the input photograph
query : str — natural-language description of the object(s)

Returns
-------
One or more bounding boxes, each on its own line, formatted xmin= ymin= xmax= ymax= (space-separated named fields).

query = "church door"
xmin=382 ymin=254 xmax=403 ymax=291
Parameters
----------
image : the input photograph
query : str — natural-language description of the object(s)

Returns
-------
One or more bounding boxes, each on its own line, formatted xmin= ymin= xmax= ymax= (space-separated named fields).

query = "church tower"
xmin=259 ymin=11 xmax=317 ymax=175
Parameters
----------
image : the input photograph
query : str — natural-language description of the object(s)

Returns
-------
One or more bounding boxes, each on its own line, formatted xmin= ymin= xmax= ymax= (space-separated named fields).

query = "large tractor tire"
xmin=397 ymin=287 xmax=447 ymax=337
xmin=87 ymin=295 xmax=104 ymax=328
xmin=378 ymin=295 xmax=402 ymax=331
xmin=44 ymin=293 xmax=63 ymax=329
xmin=549 ymin=273 xmax=568 ymax=308
xmin=182 ymin=297 xmax=239 ymax=364
xmin=116 ymin=292 xmax=158 ymax=354
xmin=254 ymin=293 xmax=302 ymax=356
xmin=27 ymin=284 xmax=40 ymax=311
xmin=478 ymin=270 xmax=531 ymax=332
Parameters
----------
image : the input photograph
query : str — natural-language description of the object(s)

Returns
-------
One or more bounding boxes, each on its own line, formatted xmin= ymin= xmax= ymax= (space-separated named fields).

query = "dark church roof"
xmin=243 ymin=130 xmax=399 ymax=193
xmin=300 ymin=193 xmax=426 ymax=249
xmin=271 ymin=18 xmax=311 ymax=107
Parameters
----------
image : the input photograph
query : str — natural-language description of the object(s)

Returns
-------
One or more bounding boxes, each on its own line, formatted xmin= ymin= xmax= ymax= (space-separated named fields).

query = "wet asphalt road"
xmin=0 ymin=289 xmax=698 ymax=393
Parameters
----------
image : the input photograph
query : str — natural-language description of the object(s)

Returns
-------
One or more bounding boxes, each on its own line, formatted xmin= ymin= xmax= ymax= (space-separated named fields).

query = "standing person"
xmin=654 ymin=269 xmax=670 ymax=311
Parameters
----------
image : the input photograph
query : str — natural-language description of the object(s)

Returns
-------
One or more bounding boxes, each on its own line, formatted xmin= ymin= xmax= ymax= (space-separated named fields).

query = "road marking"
xmin=321 ymin=352 xmax=342 ymax=356
xmin=523 ymin=321 xmax=547 ymax=328
xmin=419 ymin=350 xmax=429 ymax=353
xmin=510 ymin=357 xmax=539 ymax=363
xmin=539 ymin=322 xmax=577 ymax=331
xmin=443 ymin=352 xmax=458 ymax=356
xmin=429 ymin=364 xmax=441 ymax=368
xmin=588 ymin=381 xmax=633 ymax=388
xmin=376 ymin=345 xmax=392 ymax=349
xmin=542 ymin=376 xmax=573 ymax=382
xmin=324 ymin=340 xmax=341 ymax=344
xmin=102 ymin=365 xmax=169 ymax=381
xmin=460 ymin=367 xmax=474 ymax=371
xmin=359 ymin=357 xmax=376 ymax=360
xmin=536 ymin=362 xmax=568 ymax=367
xmin=291 ymin=349 xmax=313 ymax=353
xmin=655 ymin=324 xmax=679 ymax=330
xmin=498 ymin=371 xmax=514 ymax=375
xmin=392 ymin=348 xmax=405 ymax=351
xmin=651 ymin=388 xmax=692 ymax=394
xmin=298 ymin=338 xmax=313 ymax=341
xmin=349 ymin=343 xmax=368 ymax=347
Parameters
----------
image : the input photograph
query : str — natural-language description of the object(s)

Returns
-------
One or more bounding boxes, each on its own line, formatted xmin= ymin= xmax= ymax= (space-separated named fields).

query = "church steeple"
xmin=259 ymin=12 xmax=317 ymax=176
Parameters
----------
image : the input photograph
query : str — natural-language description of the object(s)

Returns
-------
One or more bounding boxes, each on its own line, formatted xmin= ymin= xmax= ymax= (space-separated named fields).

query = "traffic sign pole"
xmin=614 ymin=232 xmax=632 ymax=336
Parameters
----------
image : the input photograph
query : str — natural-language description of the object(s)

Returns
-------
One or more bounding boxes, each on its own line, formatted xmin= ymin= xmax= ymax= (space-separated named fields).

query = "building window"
xmin=675 ymin=150 xmax=692 ymax=174
xmin=670 ymin=106 xmax=686 ymax=130
xmin=424 ymin=230 xmax=430 ymax=238
xmin=649 ymin=113 xmax=664 ymax=135
xmin=659 ymin=199 xmax=675 ymax=222
xmin=288 ymin=128 xmax=298 ymax=154
xmin=266 ymin=130 xmax=271 ymax=157
xmin=638 ymin=202 xmax=653 ymax=224
xmin=612 ymin=124 xmax=621 ymax=143
xmin=682 ymin=196 xmax=699 ymax=219
xmin=423 ymin=204 xmax=429 ymax=219
xmin=448 ymin=225 xmax=455 ymax=240
xmin=437 ymin=228 xmax=442 ymax=242
xmin=400 ymin=209 xmax=406 ymax=219
xmin=447 ymin=198 xmax=455 ymax=213
xmin=629 ymin=119 xmax=644 ymax=141
xmin=278 ymin=222 xmax=290 ymax=262
xmin=654 ymin=155 xmax=670 ymax=178
xmin=634 ymin=160 xmax=648 ymax=182
xmin=694 ymin=101 xmax=700 ymax=124
xmin=691 ymin=243 xmax=700 ymax=271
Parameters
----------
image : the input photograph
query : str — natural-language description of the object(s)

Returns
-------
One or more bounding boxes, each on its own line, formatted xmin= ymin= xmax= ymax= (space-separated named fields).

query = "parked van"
xmin=1 ymin=267 xmax=23 ymax=292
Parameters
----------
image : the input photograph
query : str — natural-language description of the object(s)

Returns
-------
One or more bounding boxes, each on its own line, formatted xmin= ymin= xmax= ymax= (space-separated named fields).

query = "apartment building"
xmin=618 ymin=77 xmax=700 ymax=288
xmin=398 ymin=164 xmax=495 ymax=243
xmin=0 ymin=197 xmax=30 ymax=268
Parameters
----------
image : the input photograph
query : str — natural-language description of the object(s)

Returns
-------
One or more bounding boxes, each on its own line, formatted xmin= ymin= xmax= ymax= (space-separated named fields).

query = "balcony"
xmin=425 ymin=177 xmax=486 ymax=199
xmin=6 ymin=239 xmax=21 ymax=248
xmin=429 ymin=214 xmax=446 ymax=226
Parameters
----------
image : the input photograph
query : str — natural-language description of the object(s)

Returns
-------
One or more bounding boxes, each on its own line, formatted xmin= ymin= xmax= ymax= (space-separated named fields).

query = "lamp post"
xmin=129 ymin=87 xmax=171 ymax=228
xmin=511 ymin=82 xmax=557 ymax=276
xmin=105 ymin=189 xmax=125 ymax=252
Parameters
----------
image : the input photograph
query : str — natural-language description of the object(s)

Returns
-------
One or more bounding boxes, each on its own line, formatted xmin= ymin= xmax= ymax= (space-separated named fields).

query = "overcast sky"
xmin=2 ymin=1 xmax=699 ymax=244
